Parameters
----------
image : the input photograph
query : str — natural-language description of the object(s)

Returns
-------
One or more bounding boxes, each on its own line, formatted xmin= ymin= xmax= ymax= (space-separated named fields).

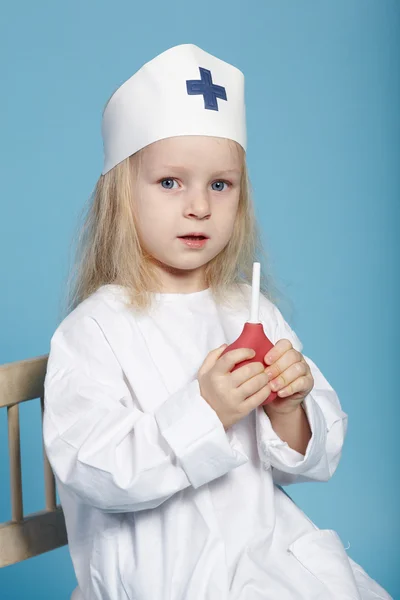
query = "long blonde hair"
xmin=64 ymin=143 xmax=283 ymax=317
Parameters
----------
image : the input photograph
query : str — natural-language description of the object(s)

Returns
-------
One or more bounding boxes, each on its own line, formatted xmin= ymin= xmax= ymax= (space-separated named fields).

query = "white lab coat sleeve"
xmin=43 ymin=316 xmax=249 ymax=513
xmin=255 ymin=302 xmax=348 ymax=485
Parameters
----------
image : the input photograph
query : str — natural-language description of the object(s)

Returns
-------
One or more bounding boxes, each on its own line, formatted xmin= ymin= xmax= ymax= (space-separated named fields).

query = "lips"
xmin=178 ymin=232 xmax=209 ymax=239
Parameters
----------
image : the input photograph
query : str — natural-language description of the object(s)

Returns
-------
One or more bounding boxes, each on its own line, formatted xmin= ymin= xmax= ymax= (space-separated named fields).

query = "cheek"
xmin=215 ymin=196 xmax=240 ymax=230
xmin=135 ymin=196 xmax=164 ymax=231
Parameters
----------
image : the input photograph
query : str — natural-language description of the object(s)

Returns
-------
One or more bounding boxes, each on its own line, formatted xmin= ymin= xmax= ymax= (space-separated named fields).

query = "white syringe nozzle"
xmin=249 ymin=262 xmax=260 ymax=323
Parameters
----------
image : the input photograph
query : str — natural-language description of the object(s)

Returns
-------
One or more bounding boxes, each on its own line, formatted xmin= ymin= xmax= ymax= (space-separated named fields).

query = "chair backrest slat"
xmin=0 ymin=507 xmax=67 ymax=568
xmin=0 ymin=355 xmax=48 ymax=409
xmin=0 ymin=354 xmax=68 ymax=567
xmin=7 ymin=404 xmax=24 ymax=522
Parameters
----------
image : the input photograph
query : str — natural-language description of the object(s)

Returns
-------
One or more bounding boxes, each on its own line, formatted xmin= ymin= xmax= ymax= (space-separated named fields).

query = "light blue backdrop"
xmin=0 ymin=1 xmax=398 ymax=598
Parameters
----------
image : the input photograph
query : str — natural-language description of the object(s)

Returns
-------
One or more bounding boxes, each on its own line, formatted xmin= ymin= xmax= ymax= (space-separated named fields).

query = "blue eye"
xmin=211 ymin=181 xmax=228 ymax=192
xmin=160 ymin=178 xmax=178 ymax=189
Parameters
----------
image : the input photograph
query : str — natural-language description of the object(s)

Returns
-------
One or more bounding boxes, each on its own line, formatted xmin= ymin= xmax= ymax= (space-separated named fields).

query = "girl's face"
xmin=132 ymin=135 xmax=242 ymax=292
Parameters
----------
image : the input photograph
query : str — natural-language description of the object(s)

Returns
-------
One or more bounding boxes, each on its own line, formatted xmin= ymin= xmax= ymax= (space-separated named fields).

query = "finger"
xmin=265 ymin=348 xmax=303 ymax=381
xmin=276 ymin=374 xmax=313 ymax=398
xmin=264 ymin=338 xmax=292 ymax=365
xmin=231 ymin=361 xmax=266 ymax=387
xmin=243 ymin=382 xmax=272 ymax=412
xmin=237 ymin=371 xmax=270 ymax=402
xmin=268 ymin=360 xmax=308 ymax=393
xmin=198 ymin=344 xmax=227 ymax=375
xmin=216 ymin=347 xmax=256 ymax=375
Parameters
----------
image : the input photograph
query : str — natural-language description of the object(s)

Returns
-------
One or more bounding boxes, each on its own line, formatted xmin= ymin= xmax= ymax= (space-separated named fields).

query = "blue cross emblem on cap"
xmin=186 ymin=67 xmax=227 ymax=111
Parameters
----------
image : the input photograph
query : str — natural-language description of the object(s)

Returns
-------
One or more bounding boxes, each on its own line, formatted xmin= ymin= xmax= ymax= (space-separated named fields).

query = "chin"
xmin=148 ymin=243 xmax=224 ymax=272
xmin=155 ymin=256 xmax=209 ymax=274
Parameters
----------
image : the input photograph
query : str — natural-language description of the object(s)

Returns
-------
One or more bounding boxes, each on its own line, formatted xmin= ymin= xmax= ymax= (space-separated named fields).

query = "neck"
xmin=150 ymin=259 xmax=208 ymax=294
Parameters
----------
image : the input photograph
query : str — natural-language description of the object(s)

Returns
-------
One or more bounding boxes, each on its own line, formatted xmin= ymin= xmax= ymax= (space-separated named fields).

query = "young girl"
xmin=43 ymin=44 xmax=391 ymax=600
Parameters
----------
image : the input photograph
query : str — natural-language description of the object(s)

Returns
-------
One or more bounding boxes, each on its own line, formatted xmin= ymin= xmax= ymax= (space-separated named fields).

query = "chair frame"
xmin=0 ymin=355 xmax=67 ymax=568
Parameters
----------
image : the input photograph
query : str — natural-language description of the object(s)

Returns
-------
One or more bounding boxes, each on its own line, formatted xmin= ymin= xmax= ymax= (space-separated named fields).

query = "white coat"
xmin=43 ymin=284 xmax=392 ymax=600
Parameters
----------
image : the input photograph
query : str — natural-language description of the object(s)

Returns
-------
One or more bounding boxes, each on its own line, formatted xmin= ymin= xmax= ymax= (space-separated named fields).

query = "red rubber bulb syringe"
xmin=220 ymin=262 xmax=277 ymax=405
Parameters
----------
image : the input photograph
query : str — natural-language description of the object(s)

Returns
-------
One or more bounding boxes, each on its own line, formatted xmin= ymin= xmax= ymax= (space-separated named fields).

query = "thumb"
xmin=215 ymin=343 xmax=228 ymax=355
xmin=199 ymin=344 xmax=227 ymax=375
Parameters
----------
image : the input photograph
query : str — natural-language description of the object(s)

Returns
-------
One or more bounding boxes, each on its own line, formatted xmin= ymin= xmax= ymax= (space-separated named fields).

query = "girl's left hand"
xmin=263 ymin=339 xmax=314 ymax=414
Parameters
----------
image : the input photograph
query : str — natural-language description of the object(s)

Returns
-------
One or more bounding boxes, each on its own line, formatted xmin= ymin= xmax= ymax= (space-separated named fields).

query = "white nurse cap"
xmin=101 ymin=43 xmax=247 ymax=174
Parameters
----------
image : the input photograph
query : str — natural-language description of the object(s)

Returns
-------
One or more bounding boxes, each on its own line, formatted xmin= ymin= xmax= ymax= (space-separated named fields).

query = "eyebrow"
xmin=150 ymin=166 xmax=241 ymax=176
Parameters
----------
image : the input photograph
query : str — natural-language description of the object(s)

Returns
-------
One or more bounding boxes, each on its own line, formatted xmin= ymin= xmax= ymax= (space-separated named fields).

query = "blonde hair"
xmin=64 ymin=142 xmax=283 ymax=317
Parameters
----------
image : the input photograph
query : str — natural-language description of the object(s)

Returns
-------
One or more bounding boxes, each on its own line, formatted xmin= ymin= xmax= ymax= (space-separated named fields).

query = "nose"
xmin=184 ymin=186 xmax=211 ymax=220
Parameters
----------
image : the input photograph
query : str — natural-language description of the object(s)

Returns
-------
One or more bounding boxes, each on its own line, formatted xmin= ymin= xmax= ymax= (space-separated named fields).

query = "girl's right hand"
xmin=197 ymin=344 xmax=271 ymax=431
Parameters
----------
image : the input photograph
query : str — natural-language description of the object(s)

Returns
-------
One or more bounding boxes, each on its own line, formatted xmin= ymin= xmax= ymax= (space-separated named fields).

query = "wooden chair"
xmin=0 ymin=355 xmax=67 ymax=568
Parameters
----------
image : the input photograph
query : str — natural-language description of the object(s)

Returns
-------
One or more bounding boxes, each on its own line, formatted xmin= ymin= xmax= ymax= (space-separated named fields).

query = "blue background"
xmin=0 ymin=0 xmax=399 ymax=598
